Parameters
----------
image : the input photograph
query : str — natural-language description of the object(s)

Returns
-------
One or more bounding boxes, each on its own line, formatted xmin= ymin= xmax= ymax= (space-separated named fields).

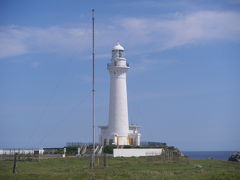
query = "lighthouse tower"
xmin=108 ymin=42 xmax=129 ymax=145
xmin=99 ymin=42 xmax=141 ymax=146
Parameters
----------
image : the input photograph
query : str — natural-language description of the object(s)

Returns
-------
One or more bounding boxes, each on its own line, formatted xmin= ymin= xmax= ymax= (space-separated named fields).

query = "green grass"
xmin=0 ymin=157 xmax=240 ymax=180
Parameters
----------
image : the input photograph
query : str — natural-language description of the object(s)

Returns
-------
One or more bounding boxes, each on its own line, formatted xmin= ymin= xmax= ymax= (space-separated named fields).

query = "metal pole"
xmin=90 ymin=8 xmax=95 ymax=169
xmin=104 ymin=151 xmax=108 ymax=168
xmin=12 ymin=153 xmax=17 ymax=174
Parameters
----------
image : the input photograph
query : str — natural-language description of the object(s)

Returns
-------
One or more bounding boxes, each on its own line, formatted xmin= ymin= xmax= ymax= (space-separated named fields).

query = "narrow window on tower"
xmin=119 ymin=50 xmax=124 ymax=57
xmin=119 ymin=50 xmax=122 ymax=57
xmin=112 ymin=50 xmax=119 ymax=58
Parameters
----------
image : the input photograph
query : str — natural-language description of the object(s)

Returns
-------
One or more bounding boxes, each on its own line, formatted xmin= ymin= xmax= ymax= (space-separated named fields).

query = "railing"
xmin=107 ymin=63 xmax=130 ymax=68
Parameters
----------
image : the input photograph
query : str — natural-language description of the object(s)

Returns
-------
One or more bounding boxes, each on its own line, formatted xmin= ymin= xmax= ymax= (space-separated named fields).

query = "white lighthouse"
xmin=99 ymin=42 xmax=141 ymax=146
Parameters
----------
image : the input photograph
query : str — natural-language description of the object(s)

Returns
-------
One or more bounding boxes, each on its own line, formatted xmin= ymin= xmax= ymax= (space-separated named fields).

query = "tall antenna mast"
xmin=90 ymin=8 xmax=95 ymax=168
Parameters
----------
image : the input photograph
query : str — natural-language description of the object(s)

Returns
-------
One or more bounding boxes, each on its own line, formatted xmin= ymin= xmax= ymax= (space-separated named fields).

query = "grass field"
xmin=0 ymin=156 xmax=240 ymax=180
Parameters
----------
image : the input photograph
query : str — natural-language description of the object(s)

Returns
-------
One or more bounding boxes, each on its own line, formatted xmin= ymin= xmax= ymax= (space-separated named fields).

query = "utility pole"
xmin=12 ymin=153 xmax=17 ymax=174
xmin=90 ymin=8 xmax=95 ymax=169
xmin=104 ymin=150 xmax=108 ymax=168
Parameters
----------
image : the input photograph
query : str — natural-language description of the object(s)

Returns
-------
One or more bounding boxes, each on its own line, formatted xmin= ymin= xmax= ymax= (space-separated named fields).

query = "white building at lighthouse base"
xmin=99 ymin=125 xmax=141 ymax=146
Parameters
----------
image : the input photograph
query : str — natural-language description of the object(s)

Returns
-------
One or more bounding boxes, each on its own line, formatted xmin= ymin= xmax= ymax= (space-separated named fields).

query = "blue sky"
xmin=0 ymin=0 xmax=240 ymax=151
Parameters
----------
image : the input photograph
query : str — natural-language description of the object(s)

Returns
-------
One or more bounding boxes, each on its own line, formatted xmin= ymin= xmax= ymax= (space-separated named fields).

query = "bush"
xmin=103 ymin=145 xmax=117 ymax=154
xmin=65 ymin=146 xmax=78 ymax=155
xmin=167 ymin=146 xmax=176 ymax=150
xmin=55 ymin=148 xmax=64 ymax=154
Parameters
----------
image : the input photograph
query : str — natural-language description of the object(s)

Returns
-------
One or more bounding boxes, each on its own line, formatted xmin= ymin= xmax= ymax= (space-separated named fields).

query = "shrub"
xmin=103 ymin=145 xmax=117 ymax=154
xmin=55 ymin=148 xmax=64 ymax=154
xmin=65 ymin=146 xmax=78 ymax=155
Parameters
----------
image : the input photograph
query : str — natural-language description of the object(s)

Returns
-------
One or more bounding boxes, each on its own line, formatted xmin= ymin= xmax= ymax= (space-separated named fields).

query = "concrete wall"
xmin=113 ymin=148 xmax=163 ymax=157
xmin=0 ymin=149 xmax=44 ymax=155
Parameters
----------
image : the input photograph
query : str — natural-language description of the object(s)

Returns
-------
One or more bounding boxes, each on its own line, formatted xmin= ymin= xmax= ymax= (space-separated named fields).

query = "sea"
xmin=182 ymin=151 xmax=235 ymax=161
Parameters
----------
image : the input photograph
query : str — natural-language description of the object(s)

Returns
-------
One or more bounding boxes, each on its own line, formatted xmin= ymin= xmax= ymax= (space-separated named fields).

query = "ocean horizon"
xmin=182 ymin=151 xmax=236 ymax=161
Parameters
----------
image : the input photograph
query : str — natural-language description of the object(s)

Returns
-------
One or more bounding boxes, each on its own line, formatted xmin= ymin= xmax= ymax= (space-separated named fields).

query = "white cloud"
xmin=0 ymin=11 xmax=239 ymax=59
xmin=0 ymin=26 xmax=91 ymax=59
xmin=120 ymin=11 xmax=240 ymax=50
xmin=31 ymin=61 xmax=40 ymax=68
xmin=0 ymin=26 xmax=28 ymax=58
xmin=229 ymin=0 xmax=240 ymax=5
xmin=133 ymin=58 xmax=180 ymax=72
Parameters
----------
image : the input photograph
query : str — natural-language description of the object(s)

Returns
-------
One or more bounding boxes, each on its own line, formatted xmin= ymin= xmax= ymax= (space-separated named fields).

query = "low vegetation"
xmin=0 ymin=156 xmax=239 ymax=180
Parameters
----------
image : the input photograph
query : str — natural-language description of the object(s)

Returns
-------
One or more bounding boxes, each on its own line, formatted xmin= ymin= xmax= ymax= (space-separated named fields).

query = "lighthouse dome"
xmin=112 ymin=42 xmax=124 ymax=51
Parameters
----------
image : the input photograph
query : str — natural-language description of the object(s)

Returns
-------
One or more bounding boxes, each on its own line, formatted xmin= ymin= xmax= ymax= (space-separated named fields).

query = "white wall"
xmin=113 ymin=148 xmax=163 ymax=157
xmin=0 ymin=149 xmax=44 ymax=155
